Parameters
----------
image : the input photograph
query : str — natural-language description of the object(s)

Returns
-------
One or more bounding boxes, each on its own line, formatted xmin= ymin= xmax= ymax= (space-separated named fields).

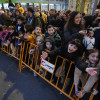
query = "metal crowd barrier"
xmin=1 ymin=40 xmax=98 ymax=100
xmin=1 ymin=37 xmax=22 ymax=60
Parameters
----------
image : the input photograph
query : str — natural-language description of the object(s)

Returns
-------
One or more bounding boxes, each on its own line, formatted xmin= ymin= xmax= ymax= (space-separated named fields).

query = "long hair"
xmin=83 ymin=15 xmax=93 ymax=28
xmin=84 ymin=48 xmax=100 ymax=62
xmin=67 ymin=11 xmax=81 ymax=34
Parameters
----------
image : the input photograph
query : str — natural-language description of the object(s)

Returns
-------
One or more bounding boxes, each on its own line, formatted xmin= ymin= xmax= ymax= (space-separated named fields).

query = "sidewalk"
xmin=0 ymin=51 xmax=69 ymax=100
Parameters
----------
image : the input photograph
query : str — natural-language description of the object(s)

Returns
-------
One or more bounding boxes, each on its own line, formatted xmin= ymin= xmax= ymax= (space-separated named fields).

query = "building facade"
xmin=72 ymin=0 xmax=99 ymax=15
xmin=0 ymin=0 xmax=66 ymax=11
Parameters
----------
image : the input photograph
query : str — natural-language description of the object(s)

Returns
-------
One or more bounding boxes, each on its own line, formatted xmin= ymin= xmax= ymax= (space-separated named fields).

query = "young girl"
xmin=43 ymin=37 xmax=56 ymax=51
xmin=40 ymin=37 xmax=56 ymax=76
xmin=83 ymin=27 xmax=95 ymax=50
xmin=41 ymin=39 xmax=84 ymax=89
xmin=74 ymin=49 xmax=100 ymax=98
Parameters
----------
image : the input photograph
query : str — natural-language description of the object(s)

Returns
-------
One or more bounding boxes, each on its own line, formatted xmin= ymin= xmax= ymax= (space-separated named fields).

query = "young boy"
xmin=7 ymin=26 xmax=17 ymax=44
xmin=45 ymin=25 xmax=61 ymax=47
xmin=16 ymin=15 xmax=24 ymax=35
xmin=15 ymin=15 xmax=25 ymax=46
xmin=24 ymin=26 xmax=44 ymax=44
xmin=6 ymin=26 xmax=17 ymax=54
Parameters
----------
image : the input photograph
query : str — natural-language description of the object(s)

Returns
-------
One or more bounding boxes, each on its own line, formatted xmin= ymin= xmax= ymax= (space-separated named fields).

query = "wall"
xmin=68 ymin=0 xmax=77 ymax=11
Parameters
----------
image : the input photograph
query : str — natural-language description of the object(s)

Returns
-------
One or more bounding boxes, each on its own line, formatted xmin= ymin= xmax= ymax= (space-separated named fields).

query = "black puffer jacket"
xmin=64 ymin=25 xmax=83 ymax=42
xmin=48 ymin=42 xmax=84 ymax=77
xmin=94 ymin=28 xmax=100 ymax=51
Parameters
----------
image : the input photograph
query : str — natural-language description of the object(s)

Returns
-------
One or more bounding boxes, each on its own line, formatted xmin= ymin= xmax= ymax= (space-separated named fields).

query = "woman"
xmin=64 ymin=11 xmax=86 ymax=42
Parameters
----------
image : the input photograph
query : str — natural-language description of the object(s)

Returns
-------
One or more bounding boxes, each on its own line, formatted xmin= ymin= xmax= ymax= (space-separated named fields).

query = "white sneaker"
xmin=93 ymin=89 xmax=99 ymax=95
xmin=33 ymin=72 xmax=37 ymax=77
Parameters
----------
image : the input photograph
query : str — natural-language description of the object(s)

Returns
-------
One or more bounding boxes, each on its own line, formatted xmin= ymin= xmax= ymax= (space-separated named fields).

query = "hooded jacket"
xmin=45 ymin=31 xmax=61 ymax=47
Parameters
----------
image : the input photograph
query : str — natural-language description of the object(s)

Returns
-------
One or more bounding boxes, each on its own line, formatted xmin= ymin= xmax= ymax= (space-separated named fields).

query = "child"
xmin=15 ymin=15 xmax=25 ymax=46
xmin=6 ymin=26 xmax=17 ymax=44
xmin=41 ymin=39 xmax=84 ymax=88
xmin=29 ymin=36 xmax=44 ymax=54
xmin=41 ymin=39 xmax=83 ymax=60
xmin=43 ymin=37 xmax=56 ymax=51
xmin=30 ymin=26 xmax=45 ymax=44
xmin=0 ymin=26 xmax=9 ymax=46
xmin=83 ymin=28 xmax=95 ymax=50
xmin=6 ymin=26 xmax=17 ymax=54
xmin=0 ymin=25 xmax=2 ymax=34
xmin=23 ymin=26 xmax=44 ymax=65
xmin=74 ymin=49 xmax=100 ymax=98
xmin=40 ymin=37 xmax=56 ymax=76
xmin=45 ymin=25 xmax=61 ymax=47
xmin=22 ymin=24 xmax=33 ymax=42
xmin=29 ymin=36 xmax=44 ymax=74
xmin=16 ymin=15 xmax=24 ymax=34
xmin=20 ymin=24 xmax=33 ymax=64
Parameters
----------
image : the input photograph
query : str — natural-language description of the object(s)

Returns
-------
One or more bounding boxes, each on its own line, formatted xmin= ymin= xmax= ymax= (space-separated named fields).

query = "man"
xmin=27 ymin=7 xmax=34 ymax=24
xmin=47 ymin=9 xmax=56 ymax=26
xmin=34 ymin=6 xmax=47 ymax=33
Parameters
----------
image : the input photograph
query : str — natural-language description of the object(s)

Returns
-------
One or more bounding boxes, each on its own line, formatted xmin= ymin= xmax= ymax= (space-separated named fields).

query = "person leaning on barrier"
xmin=41 ymin=39 xmax=84 ymax=90
xmin=74 ymin=49 xmax=100 ymax=98
xmin=41 ymin=39 xmax=84 ymax=60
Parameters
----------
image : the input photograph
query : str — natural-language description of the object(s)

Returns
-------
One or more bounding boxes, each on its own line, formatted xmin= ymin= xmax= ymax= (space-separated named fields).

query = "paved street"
xmin=0 ymin=51 xmax=69 ymax=100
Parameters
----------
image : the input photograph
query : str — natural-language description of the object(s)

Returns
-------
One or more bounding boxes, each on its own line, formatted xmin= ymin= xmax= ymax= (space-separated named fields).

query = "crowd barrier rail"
xmin=1 ymin=40 xmax=98 ymax=100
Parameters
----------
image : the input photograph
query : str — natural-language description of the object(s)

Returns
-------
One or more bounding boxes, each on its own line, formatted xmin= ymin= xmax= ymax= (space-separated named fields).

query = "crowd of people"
xmin=0 ymin=3 xmax=100 ymax=99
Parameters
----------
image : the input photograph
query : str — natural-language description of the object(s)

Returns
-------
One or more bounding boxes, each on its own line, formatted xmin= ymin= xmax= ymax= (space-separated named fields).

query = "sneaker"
xmin=93 ymin=89 xmax=99 ymax=95
xmin=33 ymin=72 xmax=37 ymax=77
